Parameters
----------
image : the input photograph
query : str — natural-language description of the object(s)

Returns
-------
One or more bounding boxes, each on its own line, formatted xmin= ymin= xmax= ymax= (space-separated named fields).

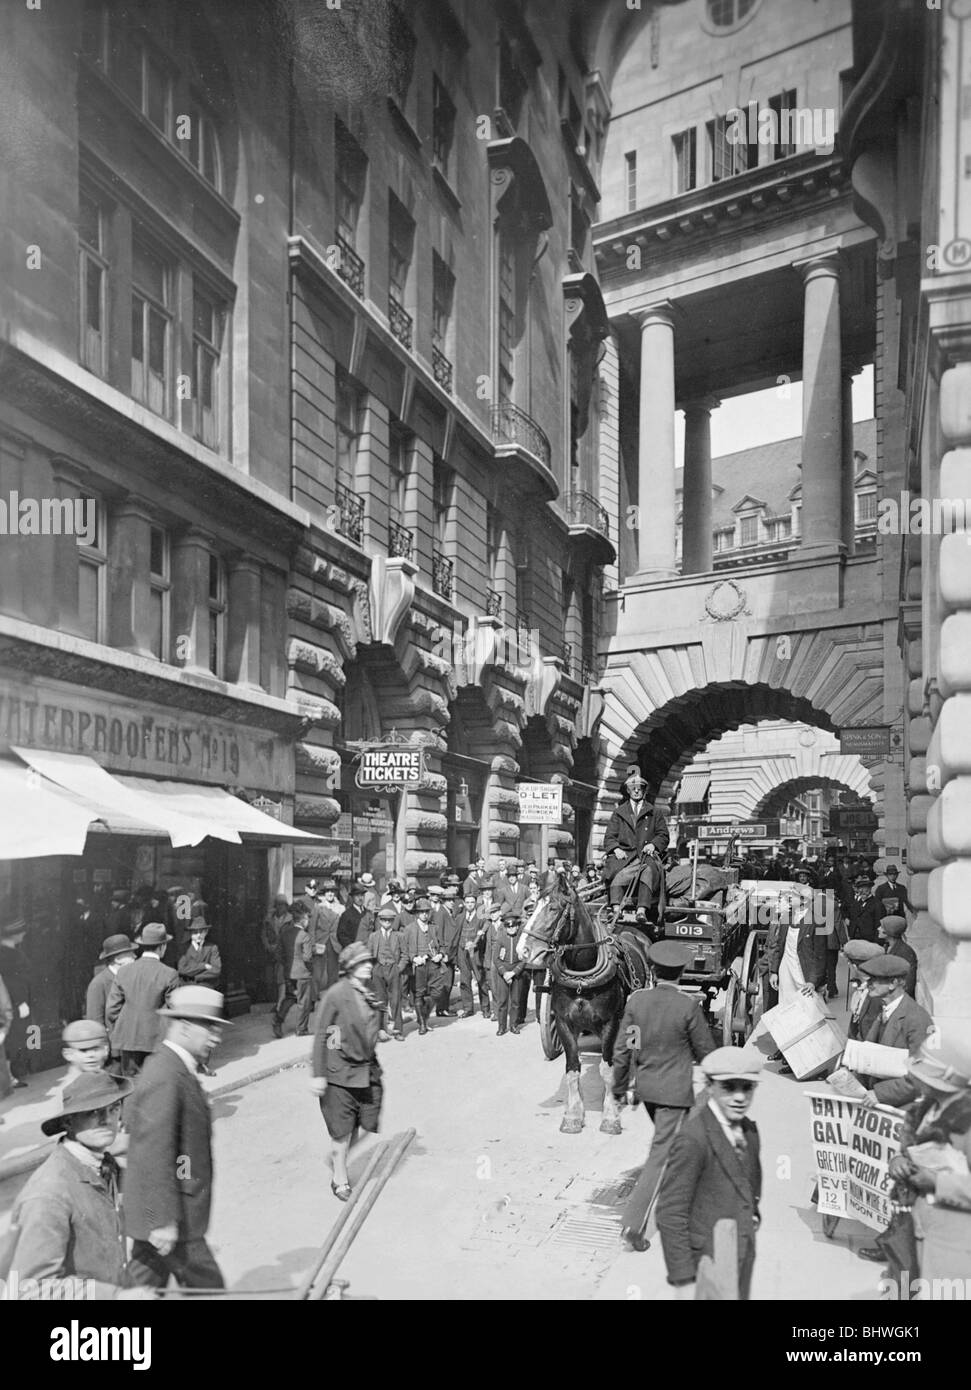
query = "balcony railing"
xmin=335 ymin=233 xmax=365 ymax=297
xmin=335 ymin=481 xmax=364 ymax=545
xmin=564 ymin=489 xmax=610 ymax=539
xmin=432 ymin=550 xmax=453 ymax=601
xmin=491 ymin=401 xmax=551 ymax=471
xmin=432 ymin=344 xmax=453 ymax=392
xmin=388 ymin=293 xmax=413 ymax=349
xmin=486 ymin=588 xmax=502 ymax=618
xmin=388 ymin=519 xmax=413 ymax=560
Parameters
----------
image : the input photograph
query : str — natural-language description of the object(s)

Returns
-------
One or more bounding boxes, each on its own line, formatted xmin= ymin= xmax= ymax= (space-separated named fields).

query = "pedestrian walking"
xmin=401 ymin=896 xmax=445 ymax=1035
xmin=656 ymin=1046 xmax=764 ymax=1300
xmin=438 ymin=884 xmax=464 ymax=1015
xmin=612 ymin=941 xmax=715 ymax=1252
xmin=0 ymin=918 xmax=32 ymax=1087
xmin=874 ymin=864 xmax=914 ymax=924
xmin=310 ymin=942 xmax=385 ymax=1201
xmin=8 ymin=1072 xmax=153 ymax=1300
xmin=272 ymin=901 xmax=313 ymax=1037
xmin=309 ymin=879 xmax=342 ymax=998
xmin=124 ymin=986 xmax=231 ymax=1290
xmin=488 ymin=906 xmax=526 ymax=1036
xmin=368 ymin=906 xmax=405 ymax=1038
xmin=85 ymin=935 xmax=137 ymax=1039
xmin=105 ymin=923 xmax=178 ymax=1077
xmin=262 ymin=894 xmax=291 ymax=1007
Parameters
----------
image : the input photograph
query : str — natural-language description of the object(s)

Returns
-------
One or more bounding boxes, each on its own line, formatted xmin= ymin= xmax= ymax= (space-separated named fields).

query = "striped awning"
xmin=676 ymin=771 xmax=711 ymax=804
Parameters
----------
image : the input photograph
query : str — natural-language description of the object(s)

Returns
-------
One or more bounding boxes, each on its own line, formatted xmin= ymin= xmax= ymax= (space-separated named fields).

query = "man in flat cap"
xmin=602 ymin=766 xmax=669 ymax=925
xmin=850 ymin=955 xmax=934 ymax=1108
xmin=612 ymin=941 xmax=715 ymax=1252
xmin=878 ymin=915 xmax=918 ymax=1000
xmin=843 ymin=938 xmax=886 ymax=1040
xmin=656 ymin=1046 xmax=763 ymax=1300
xmin=368 ymin=905 xmax=405 ymax=1039
xmin=8 ymin=1072 xmax=152 ymax=1300
xmin=124 ymin=986 xmax=232 ymax=1290
xmin=85 ymin=934 xmax=137 ymax=1038
xmin=488 ymin=907 xmax=527 ymax=1036
xmin=105 ymin=923 xmax=179 ymax=1077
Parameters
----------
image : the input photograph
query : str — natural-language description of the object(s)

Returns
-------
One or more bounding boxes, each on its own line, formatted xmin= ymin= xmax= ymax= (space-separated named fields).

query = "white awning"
xmin=0 ymin=761 xmax=100 ymax=858
xmin=116 ymin=777 xmax=323 ymax=844
xmin=677 ymin=771 xmax=711 ymax=804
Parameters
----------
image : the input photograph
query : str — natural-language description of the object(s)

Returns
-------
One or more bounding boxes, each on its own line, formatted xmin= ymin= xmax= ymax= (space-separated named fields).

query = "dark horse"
xmin=518 ymin=873 xmax=651 ymax=1134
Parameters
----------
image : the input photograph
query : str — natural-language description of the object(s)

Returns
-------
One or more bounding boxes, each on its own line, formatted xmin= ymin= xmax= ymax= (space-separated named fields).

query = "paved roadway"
xmin=206 ymin=979 xmax=888 ymax=1301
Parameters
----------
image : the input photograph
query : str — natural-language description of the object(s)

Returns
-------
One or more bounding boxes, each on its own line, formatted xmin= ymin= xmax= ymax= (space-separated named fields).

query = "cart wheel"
xmin=539 ymin=986 xmax=563 ymax=1061
xmin=739 ymin=931 xmax=764 ymax=1041
xmin=722 ymin=972 xmax=741 ymax=1046
xmin=822 ymin=1214 xmax=839 ymax=1239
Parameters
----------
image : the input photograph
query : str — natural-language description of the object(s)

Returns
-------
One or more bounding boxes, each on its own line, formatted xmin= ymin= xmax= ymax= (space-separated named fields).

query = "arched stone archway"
xmin=752 ymin=775 xmax=873 ymax=821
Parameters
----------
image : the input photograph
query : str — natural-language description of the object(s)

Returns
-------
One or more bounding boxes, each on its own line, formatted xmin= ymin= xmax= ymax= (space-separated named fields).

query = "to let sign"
xmin=355 ymin=745 xmax=424 ymax=789
xmin=839 ymin=727 xmax=890 ymax=755
xmin=517 ymin=783 xmax=563 ymax=824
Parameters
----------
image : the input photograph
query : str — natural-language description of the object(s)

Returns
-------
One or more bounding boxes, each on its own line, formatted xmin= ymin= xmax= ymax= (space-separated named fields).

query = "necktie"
xmin=731 ymin=1123 xmax=747 ymax=1155
xmin=100 ymin=1154 xmax=120 ymax=1202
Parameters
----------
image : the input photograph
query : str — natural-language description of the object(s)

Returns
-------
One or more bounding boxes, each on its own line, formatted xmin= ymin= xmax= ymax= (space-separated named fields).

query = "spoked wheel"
xmin=539 ymin=984 xmax=563 ymax=1061
xmin=722 ymin=971 xmax=742 ymax=1045
xmin=739 ymin=931 xmax=765 ymax=1042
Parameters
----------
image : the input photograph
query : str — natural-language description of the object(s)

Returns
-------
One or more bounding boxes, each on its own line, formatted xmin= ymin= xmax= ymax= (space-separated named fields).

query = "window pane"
xmin=150 ymin=527 xmax=165 ymax=576
xmin=79 ymin=191 xmax=101 ymax=250
xmin=133 ymin=240 xmax=166 ymax=301
xmin=110 ymin=31 xmax=140 ymax=105
xmin=193 ymin=292 xmax=214 ymax=342
xmin=78 ymin=561 xmax=99 ymax=641
xmin=201 ymin=122 xmax=219 ymax=186
xmin=84 ymin=258 xmax=102 ymax=332
xmin=148 ymin=589 xmax=163 ymax=659
xmin=196 ymin=345 xmax=215 ymax=411
xmin=209 ymin=554 xmax=221 ymax=600
xmin=209 ymin=612 xmax=220 ymax=673
xmin=147 ymin=308 xmax=166 ymax=375
xmin=131 ymin=297 xmax=144 ymax=363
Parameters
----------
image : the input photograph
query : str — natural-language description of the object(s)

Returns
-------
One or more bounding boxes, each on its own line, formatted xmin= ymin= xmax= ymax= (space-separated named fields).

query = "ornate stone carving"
xmin=703 ymin=578 xmax=750 ymax=622
xmin=489 ymin=819 xmax=521 ymax=842
xmin=294 ymin=794 xmax=343 ymax=826
xmin=368 ymin=553 xmax=417 ymax=649
xmin=351 ymin=579 xmax=373 ymax=645
xmin=405 ymin=810 xmax=448 ymax=835
xmin=295 ymin=742 xmax=342 ymax=784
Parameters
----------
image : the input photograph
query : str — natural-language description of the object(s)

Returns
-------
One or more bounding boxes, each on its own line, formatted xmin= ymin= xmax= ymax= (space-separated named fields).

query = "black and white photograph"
xmin=0 ymin=0 xmax=966 ymax=1332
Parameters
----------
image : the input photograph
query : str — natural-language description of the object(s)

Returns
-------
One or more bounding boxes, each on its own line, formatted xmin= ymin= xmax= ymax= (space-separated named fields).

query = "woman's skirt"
xmin=319 ymin=1064 xmax=384 ymax=1141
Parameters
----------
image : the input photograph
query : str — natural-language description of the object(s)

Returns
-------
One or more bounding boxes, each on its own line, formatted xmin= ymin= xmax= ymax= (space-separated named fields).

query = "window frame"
xmin=431 ymin=75 xmax=456 ymax=179
xmin=130 ymin=231 xmax=173 ymax=419
xmin=206 ymin=551 xmax=227 ymax=680
xmin=148 ymin=524 xmax=171 ymax=663
xmin=432 ymin=252 xmax=455 ymax=356
xmin=856 ymin=490 xmax=877 ymax=526
xmin=335 ymin=373 xmax=362 ymax=491
xmin=192 ymin=280 xmax=224 ymax=450
xmin=76 ymin=494 xmax=108 ymax=645
xmin=673 ymin=127 xmax=697 ymax=194
xmin=767 ymin=90 xmax=798 ymax=162
xmin=738 ymin=513 xmax=760 ymax=548
xmin=184 ymin=99 xmax=223 ymax=194
xmin=78 ymin=188 xmax=109 ymax=376
xmin=625 ymin=150 xmax=638 ymax=212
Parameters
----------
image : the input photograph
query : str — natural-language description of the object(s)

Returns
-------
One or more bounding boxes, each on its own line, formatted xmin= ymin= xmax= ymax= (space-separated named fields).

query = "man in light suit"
xmin=657 ymin=1047 xmax=763 ymax=1300
xmin=612 ymin=941 xmax=714 ymax=1251
xmin=852 ymin=954 xmax=934 ymax=1108
xmin=105 ymin=924 xmax=178 ymax=1076
xmin=602 ymin=766 xmax=670 ymax=924
xmin=124 ymin=987 xmax=231 ymax=1289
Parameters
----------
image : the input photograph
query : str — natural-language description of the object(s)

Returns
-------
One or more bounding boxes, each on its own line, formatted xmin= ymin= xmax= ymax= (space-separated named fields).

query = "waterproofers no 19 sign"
xmin=354 ymin=745 xmax=424 ymax=788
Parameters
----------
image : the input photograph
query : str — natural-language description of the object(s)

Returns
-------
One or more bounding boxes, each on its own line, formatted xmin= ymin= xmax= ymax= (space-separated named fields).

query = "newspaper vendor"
xmin=848 ymin=956 xmax=934 ymax=1108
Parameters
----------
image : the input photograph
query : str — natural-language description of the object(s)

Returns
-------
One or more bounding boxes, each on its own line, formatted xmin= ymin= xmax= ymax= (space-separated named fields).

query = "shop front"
xmin=0 ymin=670 xmax=315 ymax=1068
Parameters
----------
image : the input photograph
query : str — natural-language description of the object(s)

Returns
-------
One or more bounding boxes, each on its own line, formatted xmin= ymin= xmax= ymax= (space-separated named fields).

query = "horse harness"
xmin=541 ymin=898 xmax=647 ymax=994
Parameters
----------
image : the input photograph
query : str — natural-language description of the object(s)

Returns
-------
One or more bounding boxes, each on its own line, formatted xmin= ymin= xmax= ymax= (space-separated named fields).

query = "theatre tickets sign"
xmin=354 ymin=742 xmax=425 ymax=791
xmin=0 ymin=673 xmax=293 ymax=791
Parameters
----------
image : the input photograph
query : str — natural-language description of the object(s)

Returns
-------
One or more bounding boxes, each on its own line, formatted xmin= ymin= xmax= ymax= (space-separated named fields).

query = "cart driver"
xmin=601 ymin=765 xmax=670 ymax=927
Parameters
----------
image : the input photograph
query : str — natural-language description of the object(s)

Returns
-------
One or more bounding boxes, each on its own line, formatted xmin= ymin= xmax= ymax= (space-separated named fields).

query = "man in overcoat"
xmin=602 ymin=767 xmax=669 ymax=923
xmin=85 ymin=935 xmax=137 ymax=1040
xmin=367 ymin=906 xmax=405 ymax=1039
xmin=402 ymin=897 xmax=445 ymax=1035
xmin=124 ymin=986 xmax=231 ymax=1289
xmin=656 ymin=1046 xmax=763 ymax=1300
xmin=105 ymin=924 xmax=178 ymax=1076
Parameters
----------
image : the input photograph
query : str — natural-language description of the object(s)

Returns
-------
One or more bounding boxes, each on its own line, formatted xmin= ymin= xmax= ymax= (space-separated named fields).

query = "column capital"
xmin=678 ymin=393 xmax=721 ymax=416
xmin=172 ymin=524 xmax=217 ymax=549
xmin=793 ymin=251 xmax=842 ymax=284
xmin=225 ymin=551 xmax=262 ymax=576
xmin=111 ymin=498 xmax=156 ymax=525
xmin=631 ymin=300 xmax=679 ymax=331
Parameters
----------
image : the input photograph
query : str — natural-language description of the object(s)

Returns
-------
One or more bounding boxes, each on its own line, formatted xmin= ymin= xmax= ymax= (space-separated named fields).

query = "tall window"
xmin=388 ymin=194 xmax=415 ymax=347
xmin=767 ymin=90 xmax=798 ymax=161
xmin=192 ymin=284 xmax=222 ymax=449
xmin=707 ymin=114 xmax=754 ymax=182
xmin=856 ymin=491 xmax=877 ymax=526
xmin=81 ymin=0 xmax=107 ymax=64
xmin=498 ymin=32 xmax=527 ymax=128
xmin=186 ymin=101 xmax=222 ymax=191
xmin=388 ymin=4 xmax=417 ymax=118
xmin=486 ymin=504 xmax=501 ymax=586
xmin=79 ymin=188 xmax=108 ymax=375
xmin=131 ymin=235 xmax=171 ymax=417
xmin=148 ymin=525 xmax=170 ymax=661
xmin=335 ymin=376 xmax=361 ymax=491
xmin=109 ymin=27 xmax=173 ymax=137
xmin=77 ymin=496 xmax=107 ymax=643
xmin=207 ymin=552 xmax=226 ymax=678
xmin=432 ymin=76 xmax=456 ymax=179
xmin=432 ymin=458 xmax=452 ymax=548
xmin=432 ymin=252 xmax=455 ymax=373
xmin=335 ymin=121 xmax=367 ymax=252
xmin=388 ymin=428 xmax=409 ymax=521
xmin=497 ymin=235 xmax=516 ymax=404
xmin=739 ymin=514 xmax=759 ymax=547
xmin=625 ymin=151 xmax=638 ymax=212
xmin=673 ymin=129 xmax=697 ymax=193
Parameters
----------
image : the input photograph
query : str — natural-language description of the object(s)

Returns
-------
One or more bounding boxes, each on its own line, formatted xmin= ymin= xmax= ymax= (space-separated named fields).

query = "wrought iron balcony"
xmin=334 ymin=481 xmax=364 ymax=545
xmin=491 ymin=401 xmax=552 ymax=472
xmin=335 ymin=234 xmax=365 ymax=297
xmin=388 ymin=519 xmax=413 ymax=560
xmin=432 ymin=550 xmax=453 ymax=601
xmin=563 ymin=488 xmax=614 ymax=565
xmin=388 ymin=293 xmax=413 ymax=349
xmin=486 ymin=588 xmax=502 ymax=618
xmin=432 ymin=344 xmax=453 ymax=392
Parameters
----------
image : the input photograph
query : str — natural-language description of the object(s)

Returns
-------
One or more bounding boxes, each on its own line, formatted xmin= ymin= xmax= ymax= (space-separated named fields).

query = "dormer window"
xmin=739 ymin=514 xmax=759 ymax=547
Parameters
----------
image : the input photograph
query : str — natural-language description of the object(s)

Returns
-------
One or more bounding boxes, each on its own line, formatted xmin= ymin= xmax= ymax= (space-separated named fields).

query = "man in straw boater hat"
xmin=123 ymin=986 xmax=232 ymax=1290
xmin=8 ymin=1072 xmax=154 ymax=1299
xmin=105 ymin=921 xmax=179 ymax=1077
xmin=656 ymin=1046 xmax=764 ymax=1300
xmin=85 ymin=934 xmax=137 ymax=1037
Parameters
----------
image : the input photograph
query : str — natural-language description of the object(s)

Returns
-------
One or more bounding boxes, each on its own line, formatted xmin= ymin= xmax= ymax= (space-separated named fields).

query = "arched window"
xmin=705 ymin=0 xmax=758 ymax=31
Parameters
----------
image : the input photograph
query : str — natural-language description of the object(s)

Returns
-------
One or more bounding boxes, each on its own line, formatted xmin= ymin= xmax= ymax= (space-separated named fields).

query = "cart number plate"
xmin=674 ymin=923 xmax=704 ymax=937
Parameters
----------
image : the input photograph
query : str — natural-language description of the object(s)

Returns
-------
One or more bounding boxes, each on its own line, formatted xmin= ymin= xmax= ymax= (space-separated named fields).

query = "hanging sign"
xmin=354 ymin=744 xmax=425 ymax=790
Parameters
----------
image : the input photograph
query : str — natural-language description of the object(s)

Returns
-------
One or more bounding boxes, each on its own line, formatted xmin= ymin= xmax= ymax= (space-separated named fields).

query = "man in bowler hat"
xmin=124 ymin=986 xmax=231 ymax=1289
xmin=86 ymin=935 xmax=137 ymax=1036
xmin=105 ymin=923 xmax=179 ymax=1076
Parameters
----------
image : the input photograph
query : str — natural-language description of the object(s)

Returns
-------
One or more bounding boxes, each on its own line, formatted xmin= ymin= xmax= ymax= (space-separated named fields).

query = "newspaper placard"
xmin=807 ymin=1092 xmax=905 ymax=1231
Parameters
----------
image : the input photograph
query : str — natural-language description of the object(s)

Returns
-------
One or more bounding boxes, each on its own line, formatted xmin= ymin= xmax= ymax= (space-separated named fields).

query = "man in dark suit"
xmin=612 ymin=941 xmax=715 ymax=1251
xmin=308 ymin=879 xmax=342 ymax=998
xmin=487 ymin=907 xmax=527 ymax=1036
xmin=462 ymin=857 xmax=490 ymax=899
xmin=848 ymin=873 xmax=883 ymax=942
xmin=85 ymin=934 xmax=137 ymax=1037
xmin=124 ymin=986 xmax=231 ymax=1289
xmin=878 ymin=916 xmax=918 ymax=999
xmin=874 ymin=864 xmax=913 ymax=924
xmin=493 ymin=863 xmax=529 ymax=916
xmin=105 ymin=924 xmax=179 ymax=1076
xmin=851 ymin=955 xmax=934 ymax=1108
xmin=335 ymin=883 xmax=370 ymax=950
xmin=367 ymin=906 xmax=405 ymax=1039
xmin=0 ymin=918 xmax=32 ymax=1086
xmin=602 ymin=766 xmax=669 ymax=923
xmin=177 ymin=921 xmax=222 ymax=989
xmin=402 ymin=897 xmax=445 ymax=1035
xmin=657 ymin=1046 xmax=763 ymax=1300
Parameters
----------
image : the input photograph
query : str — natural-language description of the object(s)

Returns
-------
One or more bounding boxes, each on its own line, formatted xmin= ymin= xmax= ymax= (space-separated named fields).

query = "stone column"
xmin=796 ymin=255 xmax=844 ymax=554
xmin=226 ymin=558 xmax=263 ymax=689
xmin=841 ymin=368 xmax=857 ymax=558
xmin=635 ymin=304 xmax=677 ymax=575
xmin=107 ymin=502 xmax=154 ymax=656
xmin=171 ymin=528 xmax=213 ymax=675
xmin=680 ymin=395 xmax=719 ymax=574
